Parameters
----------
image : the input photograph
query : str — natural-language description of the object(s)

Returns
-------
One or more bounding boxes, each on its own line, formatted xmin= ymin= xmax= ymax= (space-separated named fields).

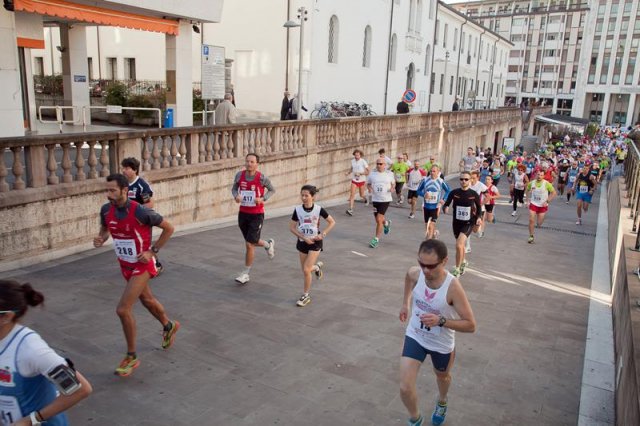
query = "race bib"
xmin=395 ymin=173 xmax=403 ymax=181
xmin=240 ymin=190 xmax=256 ymax=207
xmin=114 ymin=239 xmax=138 ymax=263
xmin=373 ymin=183 xmax=386 ymax=193
xmin=425 ymin=191 xmax=438 ymax=204
xmin=455 ymin=206 xmax=471 ymax=221
xmin=560 ymin=171 xmax=567 ymax=178
xmin=298 ymin=223 xmax=318 ymax=237
xmin=417 ymin=323 xmax=441 ymax=336
xmin=0 ymin=395 xmax=22 ymax=425
xmin=579 ymin=185 xmax=589 ymax=193
xmin=532 ymin=189 xmax=544 ymax=203
xmin=569 ymin=175 xmax=576 ymax=183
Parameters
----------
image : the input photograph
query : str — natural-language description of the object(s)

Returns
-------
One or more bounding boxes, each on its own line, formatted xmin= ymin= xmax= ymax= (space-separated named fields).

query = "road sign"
xmin=403 ymin=89 xmax=417 ymax=104
xmin=201 ymin=44 xmax=225 ymax=100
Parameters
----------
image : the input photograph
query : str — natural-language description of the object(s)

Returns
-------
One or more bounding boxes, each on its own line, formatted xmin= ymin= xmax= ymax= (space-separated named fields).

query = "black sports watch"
xmin=151 ymin=245 xmax=159 ymax=254
xmin=438 ymin=315 xmax=447 ymax=327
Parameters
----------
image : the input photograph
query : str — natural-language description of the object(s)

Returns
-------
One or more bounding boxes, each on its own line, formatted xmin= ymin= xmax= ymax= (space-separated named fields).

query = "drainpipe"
xmin=474 ymin=29 xmax=486 ymax=109
xmin=383 ymin=0 xmax=395 ymax=114
xmin=489 ymin=39 xmax=498 ymax=108
xmin=285 ymin=0 xmax=291 ymax=90
xmin=454 ymin=19 xmax=468 ymax=106
xmin=428 ymin=2 xmax=440 ymax=112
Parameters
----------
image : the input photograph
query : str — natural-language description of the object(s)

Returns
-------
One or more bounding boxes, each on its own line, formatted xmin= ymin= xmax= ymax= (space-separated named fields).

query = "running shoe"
xmin=464 ymin=245 xmax=471 ymax=254
xmin=407 ymin=415 xmax=424 ymax=426
xmin=383 ymin=220 xmax=392 ymax=235
xmin=235 ymin=272 xmax=250 ymax=284
xmin=408 ymin=213 xmax=415 ymax=219
xmin=576 ymin=218 xmax=582 ymax=225
xmin=162 ymin=320 xmax=180 ymax=349
xmin=114 ymin=355 xmax=140 ymax=377
xmin=365 ymin=198 xmax=370 ymax=206
xmin=431 ymin=401 xmax=448 ymax=426
xmin=314 ymin=262 xmax=324 ymax=279
xmin=296 ymin=294 xmax=311 ymax=307
xmin=528 ymin=235 xmax=534 ymax=244
xmin=460 ymin=260 xmax=468 ymax=275
xmin=478 ymin=231 xmax=485 ymax=238
xmin=346 ymin=209 xmax=354 ymax=216
xmin=369 ymin=237 xmax=379 ymax=248
xmin=566 ymin=200 xmax=569 ymax=204
xmin=451 ymin=267 xmax=461 ymax=277
xmin=265 ymin=238 xmax=276 ymax=259
xmin=434 ymin=230 xmax=440 ymax=239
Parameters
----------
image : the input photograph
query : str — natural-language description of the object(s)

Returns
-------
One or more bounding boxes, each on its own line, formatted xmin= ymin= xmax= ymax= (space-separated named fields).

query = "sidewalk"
xmin=10 ymin=178 xmax=601 ymax=425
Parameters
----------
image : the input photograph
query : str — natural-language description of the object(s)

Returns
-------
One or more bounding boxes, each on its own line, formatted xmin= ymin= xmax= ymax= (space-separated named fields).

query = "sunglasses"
xmin=460 ymin=178 xmax=470 ymax=181
xmin=418 ymin=260 xmax=442 ymax=270
xmin=376 ymin=163 xmax=385 ymax=165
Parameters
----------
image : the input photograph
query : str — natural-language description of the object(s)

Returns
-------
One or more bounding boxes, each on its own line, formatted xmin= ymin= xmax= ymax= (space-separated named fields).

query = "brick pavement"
xmin=8 ymin=177 xmax=599 ymax=425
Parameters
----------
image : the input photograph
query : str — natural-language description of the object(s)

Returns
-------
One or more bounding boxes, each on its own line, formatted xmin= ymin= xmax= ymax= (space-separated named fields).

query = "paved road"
xmin=8 ymin=177 xmax=598 ymax=425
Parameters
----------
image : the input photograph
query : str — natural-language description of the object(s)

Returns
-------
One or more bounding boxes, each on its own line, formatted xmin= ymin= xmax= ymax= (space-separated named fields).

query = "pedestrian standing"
xmin=215 ymin=93 xmax=237 ymax=125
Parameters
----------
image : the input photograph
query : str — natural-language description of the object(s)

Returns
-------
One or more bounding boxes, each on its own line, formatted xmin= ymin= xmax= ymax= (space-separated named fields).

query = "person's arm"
xmin=289 ymin=218 xmax=314 ymax=245
xmin=473 ymin=193 xmax=482 ymax=225
xmin=228 ymin=106 xmax=237 ymax=124
xmin=260 ymin=175 xmax=276 ymax=203
xmin=315 ymin=214 xmax=336 ymax=241
xmin=441 ymin=180 xmax=452 ymax=206
xmin=93 ymin=206 xmax=110 ymax=247
xmin=547 ymin=183 xmax=557 ymax=204
xmin=442 ymin=190 xmax=454 ymax=213
xmin=419 ymin=279 xmax=476 ymax=332
xmin=135 ymin=206 xmax=174 ymax=263
xmin=493 ymin=187 xmax=501 ymax=199
xmin=399 ymin=266 xmax=420 ymax=322
xmin=231 ymin=172 xmax=242 ymax=203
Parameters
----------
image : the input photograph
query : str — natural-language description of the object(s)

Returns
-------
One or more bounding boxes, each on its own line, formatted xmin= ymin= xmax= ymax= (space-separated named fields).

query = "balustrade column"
xmin=87 ymin=141 xmax=98 ymax=179
xmin=24 ymin=145 xmax=47 ymax=188
xmin=10 ymin=147 xmax=25 ymax=190
xmin=74 ymin=142 xmax=86 ymax=181
xmin=0 ymin=147 xmax=9 ymax=192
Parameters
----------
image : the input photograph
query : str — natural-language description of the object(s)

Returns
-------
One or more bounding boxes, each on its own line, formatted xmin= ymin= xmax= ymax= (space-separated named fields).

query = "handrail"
xmin=624 ymin=140 xmax=640 ymax=249
xmin=82 ymin=106 xmax=162 ymax=131
xmin=38 ymin=105 xmax=78 ymax=133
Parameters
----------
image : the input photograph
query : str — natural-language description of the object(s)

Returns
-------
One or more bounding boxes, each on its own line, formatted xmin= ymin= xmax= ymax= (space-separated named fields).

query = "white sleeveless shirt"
xmin=405 ymin=271 xmax=458 ymax=353
xmin=295 ymin=204 xmax=322 ymax=241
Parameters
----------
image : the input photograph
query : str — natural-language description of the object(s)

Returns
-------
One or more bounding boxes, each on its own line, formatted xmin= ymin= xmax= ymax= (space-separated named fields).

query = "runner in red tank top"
xmin=93 ymin=174 xmax=180 ymax=377
xmin=231 ymin=153 xmax=277 ymax=284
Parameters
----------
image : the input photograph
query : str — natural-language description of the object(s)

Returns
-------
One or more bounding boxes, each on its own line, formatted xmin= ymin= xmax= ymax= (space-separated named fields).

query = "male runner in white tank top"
xmin=399 ymin=239 xmax=476 ymax=426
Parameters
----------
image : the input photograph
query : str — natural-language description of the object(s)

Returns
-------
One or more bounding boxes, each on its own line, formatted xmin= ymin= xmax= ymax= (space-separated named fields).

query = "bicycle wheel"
xmin=311 ymin=109 xmax=320 ymax=119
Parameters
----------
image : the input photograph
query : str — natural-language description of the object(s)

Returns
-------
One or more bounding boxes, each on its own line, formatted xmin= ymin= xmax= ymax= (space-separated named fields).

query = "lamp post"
xmin=440 ymin=51 xmax=450 ymax=112
xmin=284 ymin=7 xmax=307 ymax=119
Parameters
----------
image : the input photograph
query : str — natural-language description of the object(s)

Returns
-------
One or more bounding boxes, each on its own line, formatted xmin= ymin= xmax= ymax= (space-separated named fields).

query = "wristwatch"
xmin=438 ymin=315 xmax=447 ymax=327
xmin=30 ymin=412 xmax=42 ymax=426
xmin=151 ymin=245 xmax=159 ymax=254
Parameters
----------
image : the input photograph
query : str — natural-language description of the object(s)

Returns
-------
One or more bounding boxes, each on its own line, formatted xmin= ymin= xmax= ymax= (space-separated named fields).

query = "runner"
xmin=490 ymin=158 xmax=504 ymax=186
xmin=478 ymin=159 xmax=491 ymax=185
xmin=93 ymin=174 xmax=180 ymax=376
xmin=416 ymin=165 xmax=450 ymax=239
xmin=575 ymin=165 xmax=597 ymax=225
xmin=442 ymin=172 xmax=482 ymax=276
xmin=367 ymin=158 xmax=395 ymax=248
xmin=556 ymin=157 xmax=570 ymax=196
xmin=459 ymin=147 xmax=478 ymax=172
xmin=399 ymin=239 xmax=476 ymax=426
xmin=483 ymin=175 xmax=501 ymax=225
xmin=511 ymin=164 xmax=529 ymax=216
xmin=565 ymin=161 xmax=580 ymax=204
xmin=0 ymin=280 xmax=92 ymax=425
xmin=526 ymin=170 xmax=557 ymax=244
xmin=469 ymin=170 xmax=488 ymax=240
xmin=231 ymin=153 xmax=276 ymax=284
xmin=289 ymin=185 xmax=336 ymax=307
xmin=391 ymin=154 xmax=411 ymax=205
xmin=406 ymin=160 xmax=427 ymax=219
xmin=121 ymin=157 xmax=164 ymax=274
xmin=346 ymin=149 xmax=369 ymax=216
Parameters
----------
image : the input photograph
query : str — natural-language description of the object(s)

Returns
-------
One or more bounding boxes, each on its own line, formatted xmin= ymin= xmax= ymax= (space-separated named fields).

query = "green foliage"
xmin=585 ymin=122 xmax=598 ymax=138
xmin=127 ymin=94 xmax=154 ymax=118
xmin=193 ymin=89 xmax=205 ymax=113
xmin=105 ymin=82 xmax=128 ymax=106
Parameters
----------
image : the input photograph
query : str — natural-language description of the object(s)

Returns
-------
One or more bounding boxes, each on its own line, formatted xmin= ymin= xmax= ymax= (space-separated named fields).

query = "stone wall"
xmin=0 ymin=109 xmax=523 ymax=270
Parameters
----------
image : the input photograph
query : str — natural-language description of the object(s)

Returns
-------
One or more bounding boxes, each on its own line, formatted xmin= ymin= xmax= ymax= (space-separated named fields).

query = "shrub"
xmin=105 ymin=82 xmax=128 ymax=106
xmin=127 ymin=94 xmax=154 ymax=118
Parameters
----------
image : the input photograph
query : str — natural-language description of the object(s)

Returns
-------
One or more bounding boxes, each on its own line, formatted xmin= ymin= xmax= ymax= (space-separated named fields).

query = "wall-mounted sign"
xmin=201 ymin=44 xmax=225 ymax=100
xmin=74 ymin=75 xmax=86 ymax=83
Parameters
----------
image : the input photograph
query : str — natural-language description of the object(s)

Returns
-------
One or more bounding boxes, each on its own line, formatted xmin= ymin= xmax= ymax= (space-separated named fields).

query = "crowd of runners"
xmin=2 ymin=123 xmax=633 ymax=426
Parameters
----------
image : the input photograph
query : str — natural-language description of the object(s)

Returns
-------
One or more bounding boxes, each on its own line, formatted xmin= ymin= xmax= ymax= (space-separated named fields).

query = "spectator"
xmin=280 ymin=91 xmax=291 ymax=120
xmin=290 ymin=94 xmax=307 ymax=120
xmin=452 ymin=99 xmax=460 ymax=111
xmin=215 ymin=93 xmax=237 ymax=125
xmin=396 ymin=99 xmax=410 ymax=114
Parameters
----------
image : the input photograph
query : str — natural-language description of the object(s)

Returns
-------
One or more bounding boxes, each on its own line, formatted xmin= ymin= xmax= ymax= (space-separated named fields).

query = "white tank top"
xmin=295 ymin=204 xmax=321 ymax=241
xmin=405 ymin=271 xmax=458 ymax=353
xmin=514 ymin=171 xmax=525 ymax=190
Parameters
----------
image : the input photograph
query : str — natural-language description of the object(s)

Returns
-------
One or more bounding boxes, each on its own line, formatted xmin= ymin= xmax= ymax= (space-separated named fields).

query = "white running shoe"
xmin=235 ymin=272 xmax=250 ymax=284
xmin=265 ymin=239 xmax=275 ymax=259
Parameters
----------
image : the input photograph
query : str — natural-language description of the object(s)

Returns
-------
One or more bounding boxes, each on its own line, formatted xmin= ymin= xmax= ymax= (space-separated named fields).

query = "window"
xmin=124 ymin=58 xmax=136 ymax=80
xmin=450 ymin=75 xmax=454 ymax=95
xmin=430 ymin=72 xmax=436 ymax=94
xmin=362 ymin=25 xmax=372 ymax=68
xmin=87 ymin=57 xmax=93 ymax=80
xmin=454 ymin=28 xmax=458 ymax=51
xmin=424 ymin=44 xmax=431 ymax=76
xmin=443 ymin=23 xmax=448 ymax=48
xmin=34 ymin=57 xmax=44 ymax=76
xmin=439 ymin=73 xmax=444 ymax=94
xmin=328 ymin=15 xmax=339 ymax=63
xmin=461 ymin=32 xmax=465 ymax=53
xmin=390 ymin=34 xmax=397 ymax=71
xmin=106 ymin=57 xmax=117 ymax=80
xmin=435 ymin=20 xmax=439 ymax=45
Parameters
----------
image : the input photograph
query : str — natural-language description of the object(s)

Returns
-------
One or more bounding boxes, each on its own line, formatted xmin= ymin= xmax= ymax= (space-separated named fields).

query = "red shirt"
xmin=105 ymin=201 xmax=152 ymax=267
xmin=238 ymin=170 xmax=265 ymax=214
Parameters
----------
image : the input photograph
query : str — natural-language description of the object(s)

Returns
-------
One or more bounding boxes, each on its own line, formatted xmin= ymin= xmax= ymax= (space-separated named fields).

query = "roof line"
xmin=438 ymin=0 xmax=513 ymax=46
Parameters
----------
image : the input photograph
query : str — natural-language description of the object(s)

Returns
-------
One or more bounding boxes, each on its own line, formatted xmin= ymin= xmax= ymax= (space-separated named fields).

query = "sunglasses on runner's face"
xmin=376 ymin=163 xmax=385 ymax=165
xmin=460 ymin=178 xmax=470 ymax=181
xmin=418 ymin=260 xmax=442 ymax=269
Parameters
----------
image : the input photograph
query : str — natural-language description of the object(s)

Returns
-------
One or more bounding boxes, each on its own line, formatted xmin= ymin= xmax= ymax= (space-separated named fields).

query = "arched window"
xmin=390 ymin=33 xmax=397 ymax=71
xmin=406 ymin=63 xmax=415 ymax=90
xmin=328 ymin=15 xmax=339 ymax=63
xmin=362 ymin=25 xmax=372 ymax=68
xmin=424 ymin=44 xmax=431 ymax=76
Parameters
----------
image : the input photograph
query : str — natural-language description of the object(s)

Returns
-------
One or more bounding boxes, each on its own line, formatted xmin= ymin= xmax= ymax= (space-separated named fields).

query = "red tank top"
xmin=238 ymin=170 xmax=265 ymax=214
xmin=105 ymin=201 xmax=152 ymax=266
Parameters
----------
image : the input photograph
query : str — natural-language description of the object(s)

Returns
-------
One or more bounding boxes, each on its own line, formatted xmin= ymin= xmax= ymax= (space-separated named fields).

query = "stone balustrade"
xmin=0 ymin=108 xmax=524 ymax=268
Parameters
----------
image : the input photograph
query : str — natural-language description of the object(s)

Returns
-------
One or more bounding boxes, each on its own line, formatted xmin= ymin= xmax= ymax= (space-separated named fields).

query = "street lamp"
xmin=284 ymin=7 xmax=307 ymax=119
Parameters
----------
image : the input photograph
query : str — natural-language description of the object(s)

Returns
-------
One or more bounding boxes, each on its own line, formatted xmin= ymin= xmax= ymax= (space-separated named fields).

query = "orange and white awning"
xmin=14 ymin=0 xmax=180 ymax=35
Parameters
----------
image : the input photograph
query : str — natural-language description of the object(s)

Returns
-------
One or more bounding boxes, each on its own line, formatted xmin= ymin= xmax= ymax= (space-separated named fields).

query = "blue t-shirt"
xmin=417 ymin=177 xmax=451 ymax=209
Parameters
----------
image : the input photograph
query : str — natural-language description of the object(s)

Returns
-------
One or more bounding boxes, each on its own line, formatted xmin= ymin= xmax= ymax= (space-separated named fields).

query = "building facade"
xmin=452 ymin=0 xmax=640 ymax=127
